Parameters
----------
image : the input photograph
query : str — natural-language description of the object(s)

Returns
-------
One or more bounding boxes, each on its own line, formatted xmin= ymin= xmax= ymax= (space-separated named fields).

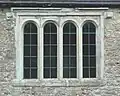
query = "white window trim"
xmin=12 ymin=7 xmax=107 ymax=87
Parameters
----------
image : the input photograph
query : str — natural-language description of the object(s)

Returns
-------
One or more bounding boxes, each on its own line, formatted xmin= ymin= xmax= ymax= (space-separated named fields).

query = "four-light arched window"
xmin=23 ymin=20 xmax=97 ymax=79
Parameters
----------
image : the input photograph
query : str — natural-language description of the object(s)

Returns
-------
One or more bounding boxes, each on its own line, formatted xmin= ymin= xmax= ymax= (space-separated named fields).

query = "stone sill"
xmin=12 ymin=78 xmax=104 ymax=87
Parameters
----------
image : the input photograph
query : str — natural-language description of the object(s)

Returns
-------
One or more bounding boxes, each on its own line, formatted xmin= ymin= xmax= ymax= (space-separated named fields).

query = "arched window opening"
xmin=83 ymin=22 xmax=96 ymax=78
xmin=24 ymin=22 xmax=38 ymax=79
xmin=63 ymin=22 xmax=77 ymax=78
xmin=44 ymin=23 xmax=57 ymax=78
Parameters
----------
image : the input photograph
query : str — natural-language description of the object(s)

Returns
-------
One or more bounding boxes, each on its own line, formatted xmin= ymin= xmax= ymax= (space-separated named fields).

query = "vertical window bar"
xmin=50 ymin=23 xmax=51 ymax=78
xmin=30 ymin=23 xmax=31 ymax=78
xmin=88 ymin=23 xmax=90 ymax=78
xmin=69 ymin=23 xmax=71 ymax=78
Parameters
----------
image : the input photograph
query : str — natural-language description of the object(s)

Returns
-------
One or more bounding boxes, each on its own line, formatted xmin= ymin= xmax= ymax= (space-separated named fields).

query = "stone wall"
xmin=0 ymin=9 xmax=16 ymax=96
xmin=0 ymin=8 xmax=120 ymax=96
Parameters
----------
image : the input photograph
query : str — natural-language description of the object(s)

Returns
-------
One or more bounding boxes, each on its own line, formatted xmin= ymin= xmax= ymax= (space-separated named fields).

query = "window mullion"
xmin=58 ymin=23 xmax=63 ymax=79
xmin=39 ymin=20 xmax=43 ymax=79
xmin=79 ymin=25 xmax=82 ymax=79
xmin=100 ymin=15 xmax=104 ymax=79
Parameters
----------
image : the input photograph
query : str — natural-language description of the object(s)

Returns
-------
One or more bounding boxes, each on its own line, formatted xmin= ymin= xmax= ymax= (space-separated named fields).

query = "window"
xmin=83 ymin=22 xmax=96 ymax=78
xmin=44 ymin=23 xmax=57 ymax=78
xmin=21 ymin=20 xmax=99 ymax=79
xmin=14 ymin=8 xmax=104 ymax=86
xmin=63 ymin=23 xmax=77 ymax=78
xmin=23 ymin=22 xmax=38 ymax=79
xmin=21 ymin=21 xmax=99 ymax=79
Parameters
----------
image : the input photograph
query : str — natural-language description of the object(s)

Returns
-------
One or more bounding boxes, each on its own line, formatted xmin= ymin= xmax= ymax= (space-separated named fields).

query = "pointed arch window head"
xmin=44 ymin=23 xmax=57 ymax=78
xmin=24 ymin=22 xmax=38 ymax=79
xmin=63 ymin=22 xmax=77 ymax=78
xmin=83 ymin=22 xmax=96 ymax=78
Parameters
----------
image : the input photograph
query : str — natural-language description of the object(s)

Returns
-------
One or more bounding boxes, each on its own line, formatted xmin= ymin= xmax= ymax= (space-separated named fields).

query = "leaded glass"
xmin=44 ymin=23 xmax=57 ymax=78
xmin=24 ymin=22 xmax=37 ymax=79
xmin=83 ymin=22 xmax=96 ymax=78
xmin=63 ymin=23 xmax=77 ymax=78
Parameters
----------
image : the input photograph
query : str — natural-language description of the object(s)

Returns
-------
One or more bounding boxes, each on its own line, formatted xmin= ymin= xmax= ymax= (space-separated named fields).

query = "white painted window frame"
xmin=12 ymin=7 xmax=107 ymax=86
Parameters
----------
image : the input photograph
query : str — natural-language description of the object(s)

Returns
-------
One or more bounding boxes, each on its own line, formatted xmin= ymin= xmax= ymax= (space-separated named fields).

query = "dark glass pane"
xmin=70 ymin=34 xmax=76 ymax=44
xmin=44 ymin=34 xmax=50 ymax=44
xmin=51 ymin=46 xmax=57 ymax=56
xmin=24 ymin=57 xmax=30 ymax=67
xmin=31 ymin=57 xmax=37 ymax=67
xmin=31 ymin=69 xmax=37 ymax=78
xmin=83 ymin=56 xmax=89 ymax=67
xmin=63 ymin=34 xmax=69 ymax=44
xmin=63 ymin=23 xmax=69 ymax=33
xmin=90 ymin=45 xmax=96 ymax=55
xmin=90 ymin=28 xmax=95 ymax=33
xmin=63 ymin=46 xmax=69 ymax=56
xmin=44 ymin=68 xmax=50 ymax=78
xmin=90 ymin=23 xmax=95 ymax=32
xmin=44 ymin=57 xmax=50 ymax=67
xmin=83 ymin=24 xmax=88 ymax=33
xmin=70 ymin=57 xmax=76 ymax=67
xmin=90 ymin=57 xmax=96 ymax=67
xmin=31 ymin=23 xmax=37 ymax=33
xmin=63 ymin=57 xmax=69 ymax=67
xmin=51 ymin=68 xmax=57 ymax=78
xmin=83 ymin=34 xmax=88 ymax=44
xmin=31 ymin=46 xmax=37 ymax=56
xmin=24 ymin=69 xmax=30 ymax=79
xmin=83 ymin=45 xmax=88 ymax=55
xmin=90 ymin=68 xmax=96 ymax=78
xmin=24 ymin=46 xmax=30 ymax=56
xmin=63 ymin=68 xmax=69 ymax=78
xmin=51 ymin=57 xmax=57 ymax=67
xmin=31 ymin=34 xmax=37 ymax=44
xmin=83 ymin=68 xmax=89 ymax=78
xmin=24 ymin=23 xmax=30 ymax=33
xmin=24 ymin=34 xmax=30 ymax=45
xmin=70 ymin=68 xmax=76 ymax=78
xmin=51 ymin=34 xmax=57 ymax=44
xmin=90 ymin=34 xmax=95 ymax=44
xmin=70 ymin=46 xmax=76 ymax=56
xmin=44 ymin=46 xmax=50 ymax=56
xmin=71 ymin=24 xmax=76 ymax=33
xmin=44 ymin=24 xmax=50 ymax=33
xmin=51 ymin=23 xmax=57 ymax=33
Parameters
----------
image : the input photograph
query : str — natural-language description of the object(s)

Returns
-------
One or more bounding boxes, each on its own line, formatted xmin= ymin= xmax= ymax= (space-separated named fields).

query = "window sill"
xmin=12 ymin=78 xmax=104 ymax=87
